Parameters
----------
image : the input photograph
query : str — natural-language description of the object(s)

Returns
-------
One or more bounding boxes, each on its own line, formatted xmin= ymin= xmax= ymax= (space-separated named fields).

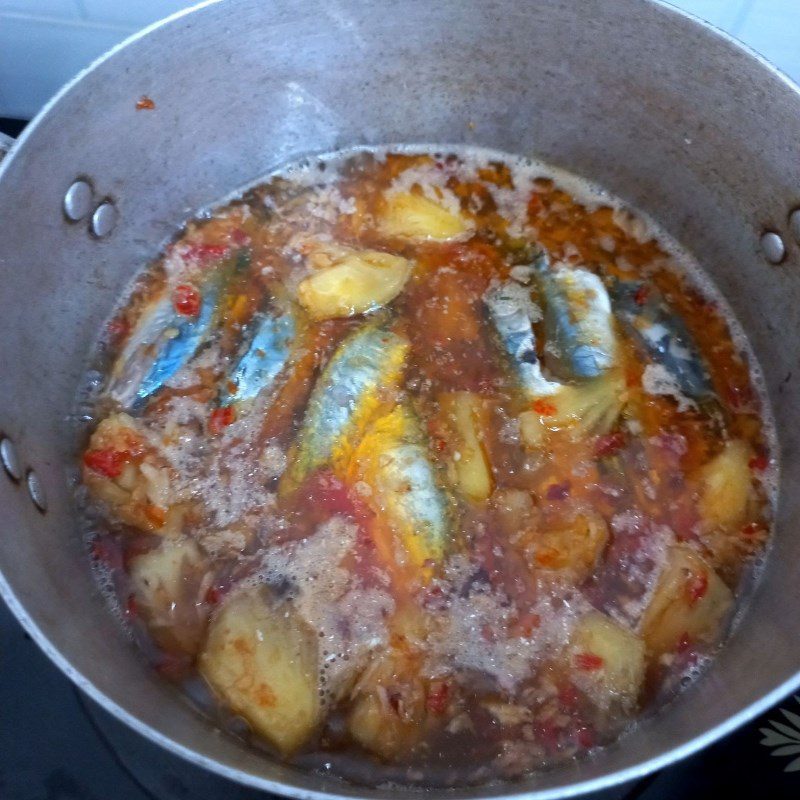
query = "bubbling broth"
xmin=76 ymin=148 xmax=774 ymax=787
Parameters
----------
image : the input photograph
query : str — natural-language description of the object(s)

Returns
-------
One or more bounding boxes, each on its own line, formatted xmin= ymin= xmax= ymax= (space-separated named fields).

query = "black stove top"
xmin=1 ymin=116 xmax=798 ymax=800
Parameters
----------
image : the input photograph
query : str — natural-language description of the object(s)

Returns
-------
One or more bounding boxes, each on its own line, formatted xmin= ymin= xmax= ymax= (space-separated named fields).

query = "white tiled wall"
xmin=1 ymin=0 xmax=799 ymax=119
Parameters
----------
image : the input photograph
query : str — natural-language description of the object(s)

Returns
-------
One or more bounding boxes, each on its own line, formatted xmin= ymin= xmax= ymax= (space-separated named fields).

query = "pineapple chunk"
xmin=348 ymin=649 xmax=429 ymax=760
xmin=348 ymin=606 xmax=441 ymax=760
xmin=297 ymin=246 xmax=412 ymax=320
xmin=641 ymin=546 xmax=733 ymax=656
xmin=569 ymin=611 xmax=645 ymax=708
xmin=519 ymin=370 xmax=626 ymax=449
xmin=129 ymin=538 xmax=206 ymax=653
xmin=697 ymin=440 xmax=754 ymax=531
xmin=378 ymin=191 xmax=470 ymax=241
xmin=533 ymin=510 xmax=609 ymax=580
xmin=439 ymin=392 xmax=494 ymax=502
xmin=200 ymin=587 xmax=321 ymax=755
xmin=129 ymin=538 xmax=204 ymax=613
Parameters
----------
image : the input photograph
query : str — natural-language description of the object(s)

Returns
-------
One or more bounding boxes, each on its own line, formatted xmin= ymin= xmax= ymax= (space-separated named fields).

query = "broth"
xmin=75 ymin=148 xmax=774 ymax=787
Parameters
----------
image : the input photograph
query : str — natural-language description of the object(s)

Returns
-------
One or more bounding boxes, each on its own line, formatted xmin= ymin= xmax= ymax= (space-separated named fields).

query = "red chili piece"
xmin=574 ymin=652 xmax=604 ymax=671
xmin=173 ymin=284 xmax=201 ymax=317
xmin=634 ymin=285 xmax=650 ymax=305
xmin=83 ymin=448 xmax=128 ymax=479
xmin=749 ymin=454 xmax=768 ymax=471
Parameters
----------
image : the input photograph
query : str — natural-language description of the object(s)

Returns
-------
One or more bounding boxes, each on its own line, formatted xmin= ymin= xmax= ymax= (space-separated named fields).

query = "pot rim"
xmin=2 ymin=0 xmax=800 ymax=797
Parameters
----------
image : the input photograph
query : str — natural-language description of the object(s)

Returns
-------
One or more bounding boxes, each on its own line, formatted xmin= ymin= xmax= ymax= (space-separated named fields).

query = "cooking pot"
xmin=1 ymin=0 xmax=799 ymax=796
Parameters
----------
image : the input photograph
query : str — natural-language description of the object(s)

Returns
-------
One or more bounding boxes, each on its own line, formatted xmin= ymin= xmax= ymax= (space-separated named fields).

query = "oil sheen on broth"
xmin=76 ymin=148 xmax=774 ymax=788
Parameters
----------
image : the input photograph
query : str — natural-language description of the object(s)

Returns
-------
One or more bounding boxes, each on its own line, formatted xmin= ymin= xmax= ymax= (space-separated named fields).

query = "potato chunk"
xmin=641 ymin=546 xmax=733 ymax=656
xmin=82 ymin=413 xmax=184 ymax=535
xmin=297 ymin=245 xmax=412 ymax=320
xmin=200 ymin=587 xmax=321 ymax=755
xmin=378 ymin=191 xmax=470 ymax=241
xmin=697 ymin=439 xmax=754 ymax=532
xmin=129 ymin=538 xmax=207 ymax=653
xmin=569 ymin=611 xmax=645 ymax=709
xmin=439 ymin=392 xmax=494 ymax=502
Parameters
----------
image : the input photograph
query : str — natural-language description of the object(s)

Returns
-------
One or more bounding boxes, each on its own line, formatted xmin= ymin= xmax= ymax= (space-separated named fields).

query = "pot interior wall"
xmin=0 ymin=0 xmax=799 ymax=796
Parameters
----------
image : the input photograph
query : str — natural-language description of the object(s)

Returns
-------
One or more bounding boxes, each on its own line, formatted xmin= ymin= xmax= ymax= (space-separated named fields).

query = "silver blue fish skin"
xmin=107 ymin=283 xmax=220 ymax=410
xmin=535 ymin=261 xmax=617 ymax=381
xmin=610 ymin=279 xmax=714 ymax=399
xmin=219 ymin=310 xmax=295 ymax=407
xmin=281 ymin=322 xmax=409 ymax=490
xmin=484 ymin=280 xmax=560 ymax=397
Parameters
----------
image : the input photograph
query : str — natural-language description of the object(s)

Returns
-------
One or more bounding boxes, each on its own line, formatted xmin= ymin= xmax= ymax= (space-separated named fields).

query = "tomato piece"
xmin=557 ymin=682 xmax=581 ymax=712
xmin=83 ymin=447 xmax=128 ymax=478
xmin=173 ymin=284 xmax=201 ymax=317
xmin=527 ymin=193 xmax=544 ymax=217
xmin=208 ymin=405 xmax=235 ymax=434
xmin=546 ymin=481 xmax=571 ymax=501
xmin=205 ymin=585 xmax=222 ymax=605
xmin=575 ymin=725 xmax=595 ymax=749
xmin=594 ymin=431 xmax=625 ymax=458
xmin=106 ymin=317 xmax=130 ymax=342
xmin=144 ymin=504 xmax=167 ymax=528
xmin=741 ymin=521 xmax=764 ymax=537
xmin=125 ymin=593 xmax=138 ymax=619
xmin=685 ymin=571 xmax=708 ymax=605
xmin=426 ymin=681 xmax=450 ymax=715
xmin=748 ymin=453 xmax=768 ymax=471
xmin=532 ymin=399 xmax=557 ymax=416
xmin=634 ymin=285 xmax=649 ymax=305
xmin=90 ymin=537 xmax=122 ymax=569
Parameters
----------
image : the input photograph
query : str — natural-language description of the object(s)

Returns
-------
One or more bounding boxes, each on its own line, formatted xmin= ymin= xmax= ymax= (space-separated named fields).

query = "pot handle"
xmin=0 ymin=132 xmax=14 ymax=163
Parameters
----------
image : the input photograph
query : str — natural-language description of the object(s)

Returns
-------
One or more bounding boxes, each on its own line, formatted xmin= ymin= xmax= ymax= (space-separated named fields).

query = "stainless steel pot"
xmin=1 ymin=0 xmax=799 ymax=796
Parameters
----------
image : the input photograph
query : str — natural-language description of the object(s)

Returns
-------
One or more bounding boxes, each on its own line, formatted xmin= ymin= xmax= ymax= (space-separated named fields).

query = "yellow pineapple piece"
xmin=519 ymin=370 xmax=626 ymax=449
xmin=569 ymin=611 xmax=645 ymax=708
xmin=378 ymin=191 xmax=470 ymax=241
xmin=641 ymin=546 xmax=733 ymax=656
xmin=199 ymin=587 xmax=321 ymax=756
xmin=533 ymin=511 xmax=609 ymax=580
xmin=439 ymin=392 xmax=494 ymax=502
xmin=697 ymin=439 xmax=754 ymax=531
xmin=297 ymin=246 xmax=412 ymax=320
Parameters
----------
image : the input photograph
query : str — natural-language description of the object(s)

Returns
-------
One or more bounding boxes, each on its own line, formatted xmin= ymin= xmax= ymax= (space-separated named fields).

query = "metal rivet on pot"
xmin=760 ymin=231 xmax=786 ymax=264
xmin=789 ymin=208 xmax=800 ymax=244
xmin=63 ymin=180 xmax=93 ymax=222
xmin=0 ymin=437 xmax=21 ymax=481
xmin=26 ymin=469 xmax=47 ymax=513
xmin=90 ymin=201 xmax=117 ymax=238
